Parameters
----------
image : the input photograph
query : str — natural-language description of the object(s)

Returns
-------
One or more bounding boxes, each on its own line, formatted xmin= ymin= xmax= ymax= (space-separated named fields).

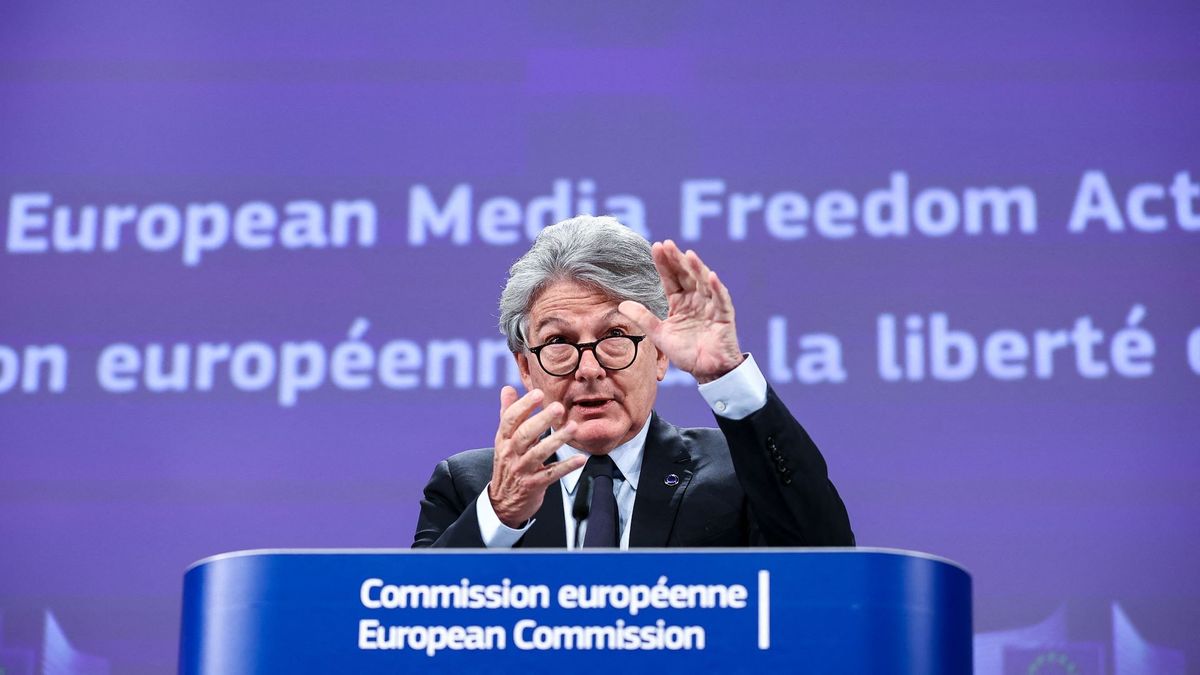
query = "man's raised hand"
xmin=619 ymin=240 xmax=744 ymax=384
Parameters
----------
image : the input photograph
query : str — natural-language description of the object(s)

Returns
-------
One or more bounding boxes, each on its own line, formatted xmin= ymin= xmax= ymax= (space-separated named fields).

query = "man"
xmin=413 ymin=215 xmax=853 ymax=548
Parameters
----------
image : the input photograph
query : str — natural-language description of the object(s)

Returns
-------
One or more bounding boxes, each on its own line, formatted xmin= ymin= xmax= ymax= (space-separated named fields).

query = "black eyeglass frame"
xmin=526 ymin=335 xmax=647 ymax=377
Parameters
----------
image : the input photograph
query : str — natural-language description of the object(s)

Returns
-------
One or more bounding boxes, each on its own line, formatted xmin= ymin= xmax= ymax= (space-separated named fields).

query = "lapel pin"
xmin=664 ymin=473 xmax=680 ymax=487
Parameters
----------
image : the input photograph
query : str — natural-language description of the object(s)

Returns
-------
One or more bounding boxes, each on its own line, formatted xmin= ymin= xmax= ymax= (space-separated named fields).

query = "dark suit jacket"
xmin=412 ymin=388 xmax=854 ymax=548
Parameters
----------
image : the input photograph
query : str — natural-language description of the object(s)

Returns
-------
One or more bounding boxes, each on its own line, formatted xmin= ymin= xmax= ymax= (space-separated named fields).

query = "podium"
xmin=180 ymin=548 xmax=971 ymax=674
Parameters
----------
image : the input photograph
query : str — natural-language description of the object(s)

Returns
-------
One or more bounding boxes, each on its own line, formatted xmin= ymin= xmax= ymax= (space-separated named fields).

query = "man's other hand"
xmin=489 ymin=386 xmax=586 ymax=528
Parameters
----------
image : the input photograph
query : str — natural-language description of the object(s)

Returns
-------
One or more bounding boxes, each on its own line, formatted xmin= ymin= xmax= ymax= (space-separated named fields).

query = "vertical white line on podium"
xmin=757 ymin=569 xmax=770 ymax=649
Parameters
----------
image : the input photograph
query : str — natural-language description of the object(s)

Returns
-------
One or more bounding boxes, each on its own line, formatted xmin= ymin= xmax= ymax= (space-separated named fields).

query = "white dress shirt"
xmin=476 ymin=354 xmax=769 ymax=548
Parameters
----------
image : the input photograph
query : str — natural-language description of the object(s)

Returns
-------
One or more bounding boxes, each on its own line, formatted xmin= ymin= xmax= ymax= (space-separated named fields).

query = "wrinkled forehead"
xmin=530 ymin=307 xmax=629 ymax=338
xmin=523 ymin=279 xmax=628 ymax=338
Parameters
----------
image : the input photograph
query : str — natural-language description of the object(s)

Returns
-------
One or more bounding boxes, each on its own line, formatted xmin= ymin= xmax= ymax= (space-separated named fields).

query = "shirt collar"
xmin=558 ymin=416 xmax=650 ymax=495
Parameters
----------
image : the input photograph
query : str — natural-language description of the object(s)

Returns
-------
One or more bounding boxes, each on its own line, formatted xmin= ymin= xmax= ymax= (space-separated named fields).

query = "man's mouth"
xmin=572 ymin=397 xmax=614 ymax=411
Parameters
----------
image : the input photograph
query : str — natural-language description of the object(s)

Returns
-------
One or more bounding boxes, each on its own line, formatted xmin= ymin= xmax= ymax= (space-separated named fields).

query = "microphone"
xmin=572 ymin=475 xmax=593 ymax=548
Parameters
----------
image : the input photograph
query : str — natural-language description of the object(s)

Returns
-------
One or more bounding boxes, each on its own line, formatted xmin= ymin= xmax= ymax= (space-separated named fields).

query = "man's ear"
xmin=654 ymin=344 xmax=669 ymax=382
xmin=515 ymin=351 xmax=534 ymax=391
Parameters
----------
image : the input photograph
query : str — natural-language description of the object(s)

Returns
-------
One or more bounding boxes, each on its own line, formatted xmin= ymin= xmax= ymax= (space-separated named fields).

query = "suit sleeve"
xmin=411 ymin=458 xmax=488 ymax=548
xmin=715 ymin=387 xmax=855 ymax=547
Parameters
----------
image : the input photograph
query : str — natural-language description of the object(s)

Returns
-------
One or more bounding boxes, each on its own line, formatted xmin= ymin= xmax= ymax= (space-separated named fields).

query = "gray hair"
xmin=499 ymin=215 xmax=668 ymax=352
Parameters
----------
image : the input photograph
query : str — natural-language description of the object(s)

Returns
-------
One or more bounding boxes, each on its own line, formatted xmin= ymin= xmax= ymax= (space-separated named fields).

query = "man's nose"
xmin=574 ymin=348 xmax=606 ymax=380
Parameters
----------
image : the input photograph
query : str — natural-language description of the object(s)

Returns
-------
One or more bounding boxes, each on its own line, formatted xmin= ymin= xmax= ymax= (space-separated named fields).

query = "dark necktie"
xmin=581 ymin=454 xmax=618 ymax=548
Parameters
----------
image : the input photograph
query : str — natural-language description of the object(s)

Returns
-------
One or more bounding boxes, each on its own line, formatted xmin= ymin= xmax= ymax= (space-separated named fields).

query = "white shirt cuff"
xmin=698 ymin=353 xmax=768 ymax=421
xmin=475 ymin=482 xmax=534 ymax=548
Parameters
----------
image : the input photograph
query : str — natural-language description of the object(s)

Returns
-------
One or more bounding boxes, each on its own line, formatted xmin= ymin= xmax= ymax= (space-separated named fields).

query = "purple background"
xmin=1 ymin=3 xmax=1198 ymax=673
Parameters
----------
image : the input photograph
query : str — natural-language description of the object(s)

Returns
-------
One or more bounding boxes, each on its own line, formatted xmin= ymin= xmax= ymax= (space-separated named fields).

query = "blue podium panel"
xmin=179 ymin=548 xmax=971 ymax=674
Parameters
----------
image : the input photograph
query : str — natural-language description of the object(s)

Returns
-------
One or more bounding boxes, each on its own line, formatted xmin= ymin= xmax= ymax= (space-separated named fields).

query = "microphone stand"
xmin=571 ymin=475 xmax=594 ymax=548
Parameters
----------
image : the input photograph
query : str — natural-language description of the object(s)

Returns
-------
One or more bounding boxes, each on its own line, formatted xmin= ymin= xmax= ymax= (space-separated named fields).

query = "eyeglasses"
xmin=526 ymin=335 xmax=647 ymax=377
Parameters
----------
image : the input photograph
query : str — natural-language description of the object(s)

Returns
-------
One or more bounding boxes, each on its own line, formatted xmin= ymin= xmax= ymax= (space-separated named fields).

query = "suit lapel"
xmin=629 ymin=412 xmax=695 ymax=548
xmin=517 ymin=474 xmax=567 ymax=548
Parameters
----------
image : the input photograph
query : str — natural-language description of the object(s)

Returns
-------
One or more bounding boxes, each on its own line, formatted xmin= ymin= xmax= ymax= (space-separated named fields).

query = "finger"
xmin=683 ymin=249 xmax=713 ymax=301
xmin=531 ymin=455 xmax=588 ymax=488
xmin=651 ymin=242 xmax=684 ymax=295
xmin=494 ymin=386 xmax=522 ymax=456
xmin=510 ymin=401 xmax=566 ymax=454
xmin=618 ymin=300 xmax=663 ymax=336
xmin=662 ymin=239 xmax=697 ymax=293
xmin=655 ymin=240 xmax=693 ymax=294
xmin=499 ymin=385 xmax=519 ymax=414
xmin=708 ymin=270 xmax=736 ymax=322
xmin=684 ymin=248 xmax=714 ymax=283
xmin=521 ymin=422 xmax=580 ymax=473
xmin=496 ymin=388 xmax=544 ymax=442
